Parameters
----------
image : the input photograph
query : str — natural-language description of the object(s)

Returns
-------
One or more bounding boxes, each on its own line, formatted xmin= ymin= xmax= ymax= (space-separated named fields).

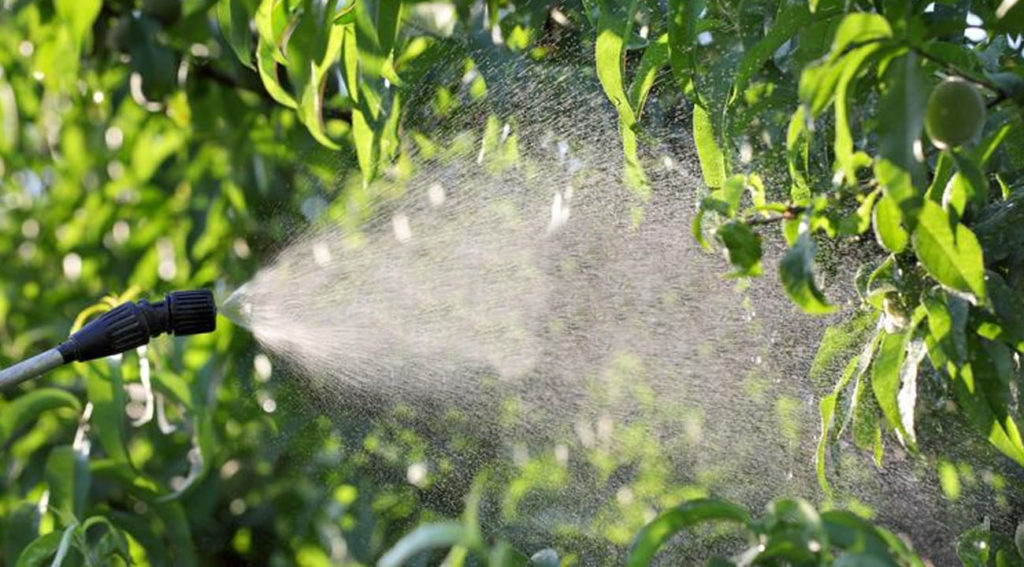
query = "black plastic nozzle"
xmin=56 ymin=290 xmax=217 ymax=363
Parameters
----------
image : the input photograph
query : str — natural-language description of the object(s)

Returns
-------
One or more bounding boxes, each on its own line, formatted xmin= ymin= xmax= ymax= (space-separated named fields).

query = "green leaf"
xmin=715 ymin=221 xmax=762 ymax=277
xmin=5 ymin=503 xmax=40 ymax=566
xmin=703 ymin=175 xmax=747 ymax=218
xmin=923 ymin=288 xmax=969 ymax=370
xmin=81 ymin=516 xmax=130 ymax=564
xmin=871 ymin=331 xmax=913 ymax=447
xmin=45 ymin=446 xmax=91 ymax=523
xmin=976 ymin=271 xmax=1024 ymax=351
xmin=787 ymin=106 xmax=811 ymax=205
xmin=49 ymin=524 xmax=78 ymax=567
xmin=255 ymin=39 xmax=296 ymax=107
xmin=666 ymin=0 xmax=702 ymax=92
xmin=911 ymin=200 xmax=986 ymax=302
xmin=218 ymin=0 xmax=257 ymax=69
xmin=810 ymin=313 xmax=875 ymax=385
xmin=54 ymin=0 xmax=102 ymax=48
xmin=155 ymin=502 xmax=198 ymax=566
xmin=974 ymin=190 xmax=1024 ymax=263
xmin=378 ymin=522 xmax=477 ymax=567
xmin=595 ymin=0 xmax=650 ymax=200
xmin=833 ymin=44 xmax=883 ymax=187
xmin=288 ymin=13 xmax=345 ymax=150
xmin=0 ymin=388 xmax=80 ymax=445
xmin=85 ymin=356 xmax=131 ymax=466
xmin=626 ymin=499 xmax=749 ymax=567
xmin=897 ymin=335 xmax=927 ymax=448
xmin=731 ymin=2 xmax=812 ymax=102
xmin=926 ymin=151 xmax=955 ymax=203
xmin=693 ymin=103 xmax=727 ymax=188
xmin=376 ymin=0 xmax=403 ymax=56
xmin=876 ymin=53 xmax=926 ymax=169
xmin=839 ymin=188 xmax=880 ymax=236
xmin=947 ymin=150 xmax=989 ymax=215
xmin=255 ymin=0 xmax=292 ymax=52
xmin=953 ymin=338 xmax=1024 ymax=467
xmin=831 ymin=13 xmax=892 ymax=56
xmin=14 ymin=532 xmax=63 ymax=567
xmin=780 ymin=231 xmax=837 ymax=314
xmin=627 ymin=34 xmax=669 ymax=119
xmin=851 ymin=365 xmax=882 ymax=455
xmin=818 ymin=330 xmax=881 ymax=495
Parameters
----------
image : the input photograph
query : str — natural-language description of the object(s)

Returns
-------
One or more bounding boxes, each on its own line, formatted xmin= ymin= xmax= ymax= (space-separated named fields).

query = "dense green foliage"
xmin=2 ymin=0 xmax=1024 ymax=564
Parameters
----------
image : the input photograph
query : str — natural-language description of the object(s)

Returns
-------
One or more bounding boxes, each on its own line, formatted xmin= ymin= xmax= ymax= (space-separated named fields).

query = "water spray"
xmin=0 ymin=290 xmax=217 ymax=389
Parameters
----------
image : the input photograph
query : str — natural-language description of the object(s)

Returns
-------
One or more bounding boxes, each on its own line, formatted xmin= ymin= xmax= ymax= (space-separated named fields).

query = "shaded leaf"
xmin=0 ymin=388 xmax=80 ymax=445
xmin=378 ymin=522 xmax=477 ymax=567
xmin=715 ymin=221 xmax=763 ymax=277
xmin=780 ymin=231 xmax=837 ymax=314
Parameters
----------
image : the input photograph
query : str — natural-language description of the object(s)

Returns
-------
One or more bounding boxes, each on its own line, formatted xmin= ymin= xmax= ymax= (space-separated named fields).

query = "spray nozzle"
xmin=58 ymin=290 xmax=217 ymax=363
xmin=0 ymin=290 xmax=217 ymax=389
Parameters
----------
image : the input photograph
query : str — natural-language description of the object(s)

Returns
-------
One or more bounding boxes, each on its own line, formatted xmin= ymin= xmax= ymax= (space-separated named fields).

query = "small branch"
xmin=907 ymin=43 xmax=1010 ymax=102
xmin=747 ymin=206 xmax=806 ymax=226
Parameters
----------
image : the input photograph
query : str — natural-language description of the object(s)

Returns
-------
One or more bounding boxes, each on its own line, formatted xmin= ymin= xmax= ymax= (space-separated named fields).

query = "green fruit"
xmin=925 ymin=78 xmax=986 ymax=150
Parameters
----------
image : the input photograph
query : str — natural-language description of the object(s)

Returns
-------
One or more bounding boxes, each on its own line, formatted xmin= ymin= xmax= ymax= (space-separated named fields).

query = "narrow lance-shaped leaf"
xmin=876 ymin=53 xmax=927 ymax=187
xmin=897 ymin=334 xmax=927 ymax=447
xmin=255 ymin=40 xmax=297 ymax=107
xmin=627 ymin=34 xmax=668 ymax=119
xmin=45 ymin=446 xmax=91 ymax=523
xmin=217 ymin=0 xmax=257 ymax=69
xmin=787 ymin=106 xmax=811 ymax=204
xmin=666 ymin=0 xmax=703 ymax=93
xmin=818 ymin=329 xmax=881 ymax=495
xmin=54 ymin=0 xmax=102 ymax=48
xmin=731 ymin=2 xmax=812 ymax=103
xmin=833 ymin=44 xmax=883 ymax=187
xmin=0 ymin=388 xmax=81 ymax=444
xmin=693 ymin=103 xmax=727 ymax=189
xmin=376 ymin=0 xmax=403 ymax=56
xmin=595 ymin=0 xmax=650 ymax=200
xmin=871 ymin=330 xmax=912 ymax=447
xmin=86 ymin=356 xmax=131 ymax=466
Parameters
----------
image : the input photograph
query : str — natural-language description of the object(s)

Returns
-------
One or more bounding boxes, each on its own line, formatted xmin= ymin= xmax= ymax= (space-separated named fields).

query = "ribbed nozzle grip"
xmin=104 ymin=302 xmax=152 ymax=351
xmin=167 ymin=290 xmax=217 ymax=336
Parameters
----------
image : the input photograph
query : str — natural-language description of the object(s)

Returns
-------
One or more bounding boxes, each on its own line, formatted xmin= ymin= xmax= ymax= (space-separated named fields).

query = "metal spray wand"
xmin=0 ymin=290 xmax=217 ymax=389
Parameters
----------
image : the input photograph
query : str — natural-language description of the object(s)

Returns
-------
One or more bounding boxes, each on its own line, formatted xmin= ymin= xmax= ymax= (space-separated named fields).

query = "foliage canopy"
xmin=1 ymin=0 xmax=1024 ymax=565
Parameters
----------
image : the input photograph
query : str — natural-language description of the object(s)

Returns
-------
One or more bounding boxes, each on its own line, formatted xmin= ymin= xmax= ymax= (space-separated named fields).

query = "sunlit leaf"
xmin=912 ymin=200 xmax=986 ymax=302
xmin=693 ymin=103 xmax=726 ymax=189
